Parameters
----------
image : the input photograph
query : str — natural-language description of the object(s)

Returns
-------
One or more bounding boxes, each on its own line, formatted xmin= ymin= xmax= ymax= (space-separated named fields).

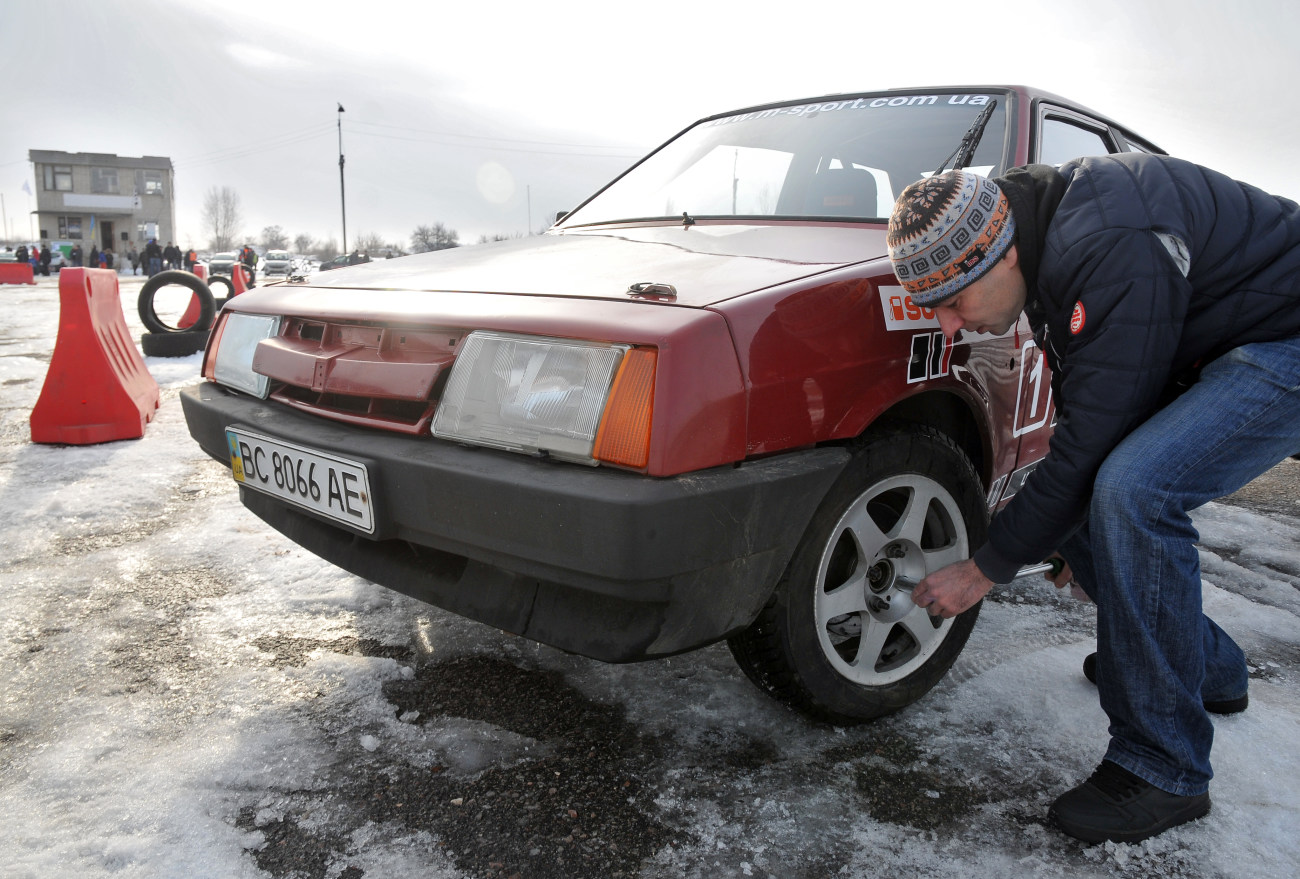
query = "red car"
xmin=183 ymin=86 xmax=1162 ymax=723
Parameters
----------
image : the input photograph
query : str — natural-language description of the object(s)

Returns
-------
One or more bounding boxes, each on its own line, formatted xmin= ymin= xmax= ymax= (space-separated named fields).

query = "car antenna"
xmin=933 ymin=99 xmax=998 ymax=176
xmin=681 ymin=211 xmax=695 ymax=227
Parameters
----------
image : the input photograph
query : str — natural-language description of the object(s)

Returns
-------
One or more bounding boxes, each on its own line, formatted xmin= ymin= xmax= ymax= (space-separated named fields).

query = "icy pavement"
xmin=1 ymin=273 xmax=1297 ymax=878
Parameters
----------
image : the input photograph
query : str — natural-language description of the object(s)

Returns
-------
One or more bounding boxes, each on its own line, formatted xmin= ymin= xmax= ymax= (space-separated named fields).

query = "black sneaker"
xmin=1049 ymin=761 xmax=1210 ymax=844
xmin=1082 ymin=653 xmax=1248 ymax=715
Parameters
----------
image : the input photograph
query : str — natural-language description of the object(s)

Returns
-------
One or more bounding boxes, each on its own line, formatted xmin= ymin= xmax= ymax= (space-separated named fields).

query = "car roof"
xmin=697 ymin=84 xmax=1156 ymax=151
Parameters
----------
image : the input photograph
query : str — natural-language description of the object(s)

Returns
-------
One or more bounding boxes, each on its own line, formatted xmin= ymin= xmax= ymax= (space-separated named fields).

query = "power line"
xmin=173 ymin=123 xmax=337 ymax=170
xmin=169 ymin=114 xmax=643 ymax=173
xmin=348 ymin=119 xmax=642 ymax=152
xmin=348 ymin=126 xmax=637 ymax=159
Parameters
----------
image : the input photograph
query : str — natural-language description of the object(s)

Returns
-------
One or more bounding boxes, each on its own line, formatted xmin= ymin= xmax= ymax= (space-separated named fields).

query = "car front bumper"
xmin=181 ymin=382 xmax=848 ymax=661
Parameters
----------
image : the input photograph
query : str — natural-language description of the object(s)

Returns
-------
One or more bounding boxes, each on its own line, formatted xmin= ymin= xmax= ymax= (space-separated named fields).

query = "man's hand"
xmin=912 ymin=559 xmax=994 ymax=618
xmin=1045 ymin=554 xmax=1091 ymax=603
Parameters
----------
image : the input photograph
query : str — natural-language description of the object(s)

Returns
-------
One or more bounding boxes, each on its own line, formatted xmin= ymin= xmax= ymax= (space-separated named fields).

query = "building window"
xmin=137 ymin=169 xmax=164 ymax=195
xmin=43 ymin=165 xmax=73 ymax=192
xmin=58 ymin=216 xmax=83 ymax=239
xmin=91 ymin=167 xmax=120 ymax=194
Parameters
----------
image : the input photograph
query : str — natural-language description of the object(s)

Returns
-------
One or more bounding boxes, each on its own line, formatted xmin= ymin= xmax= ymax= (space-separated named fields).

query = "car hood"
xmin=297 ymin=224 xmax=890 ymax=308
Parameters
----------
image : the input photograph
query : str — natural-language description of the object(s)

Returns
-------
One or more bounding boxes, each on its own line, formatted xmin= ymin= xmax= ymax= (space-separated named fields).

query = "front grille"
xmin=252 ymin=318 xmax=463 ymax=434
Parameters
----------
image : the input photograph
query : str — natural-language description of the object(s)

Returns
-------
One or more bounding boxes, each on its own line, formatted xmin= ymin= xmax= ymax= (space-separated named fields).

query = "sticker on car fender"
xmin=879 ymin=285 xmax=940 ymax=331
xmin=907 ymin=331 xmax=952 ymax=383
xmin=225 ymin=428 xmax=375 ymax=533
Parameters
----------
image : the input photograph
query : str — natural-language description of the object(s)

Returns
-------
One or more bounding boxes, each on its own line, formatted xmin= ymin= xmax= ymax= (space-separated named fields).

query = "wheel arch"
xmin=858 ymin=389 xmax=992 ymax=490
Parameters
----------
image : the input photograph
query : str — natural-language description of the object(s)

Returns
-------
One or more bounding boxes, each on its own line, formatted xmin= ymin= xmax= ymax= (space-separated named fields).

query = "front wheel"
xmin=728 ymin=427 xmax=988 ymax=724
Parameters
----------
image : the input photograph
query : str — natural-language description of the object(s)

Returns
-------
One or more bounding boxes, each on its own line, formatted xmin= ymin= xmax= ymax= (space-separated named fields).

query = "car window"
xmin=563 ymin=92 xmax=1009 ymax=225
xmin=1037 ymin=115 xmax=1115 ymax=166
xmin=1122 ymin=137 xmax=1158 ymax=155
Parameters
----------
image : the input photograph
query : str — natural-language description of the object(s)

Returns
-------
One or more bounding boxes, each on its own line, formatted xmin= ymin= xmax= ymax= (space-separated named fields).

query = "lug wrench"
xmin=1014 ymin=558 xmax=1065 ymax=581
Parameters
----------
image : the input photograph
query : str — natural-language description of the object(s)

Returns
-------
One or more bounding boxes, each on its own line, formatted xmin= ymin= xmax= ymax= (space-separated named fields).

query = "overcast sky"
xmin=3 ymin=0 xmax=1298 ymax=251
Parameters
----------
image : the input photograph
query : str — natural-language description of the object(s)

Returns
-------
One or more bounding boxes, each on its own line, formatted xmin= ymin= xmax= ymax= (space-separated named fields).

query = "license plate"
xmin=225 ymin=428 xmax=375 ymax=533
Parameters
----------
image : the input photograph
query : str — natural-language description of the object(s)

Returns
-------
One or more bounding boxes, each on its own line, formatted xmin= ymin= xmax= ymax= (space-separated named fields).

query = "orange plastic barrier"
xmin=233 ymin=263 xmax=250 ymax=295
xmin=178 ymin=264 xmax=211 ymax=329
xmin=0 ymin=262 xmax=36 ymax=285
xmin=30 ymin=268 xmax=160 ymax=444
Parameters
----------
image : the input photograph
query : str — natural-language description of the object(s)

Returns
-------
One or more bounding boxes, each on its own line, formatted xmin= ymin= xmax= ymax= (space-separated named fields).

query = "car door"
xmin=992 ymin=104 xmax=1132 ymax=508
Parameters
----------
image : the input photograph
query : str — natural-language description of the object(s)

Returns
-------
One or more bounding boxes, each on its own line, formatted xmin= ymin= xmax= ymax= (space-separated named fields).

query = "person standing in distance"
xmin=888 ymin=155 xmax=1300 ymax=844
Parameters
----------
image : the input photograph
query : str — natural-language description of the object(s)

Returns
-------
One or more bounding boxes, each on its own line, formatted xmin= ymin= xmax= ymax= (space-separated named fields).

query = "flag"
xmin=22 ymin=180 xmax=31 ymax=195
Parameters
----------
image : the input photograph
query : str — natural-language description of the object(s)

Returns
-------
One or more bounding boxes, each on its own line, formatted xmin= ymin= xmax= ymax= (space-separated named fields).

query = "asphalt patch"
xmin=375 ymin=654 xmax=674 ymax=878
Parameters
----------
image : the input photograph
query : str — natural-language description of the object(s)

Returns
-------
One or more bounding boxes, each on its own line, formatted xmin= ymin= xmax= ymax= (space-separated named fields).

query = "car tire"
xmin=137 ymin=270 xmax=215 ymax=334
xmin=727 ymin=427 xmax=987 ymax=724
xmin=140 ymin=330 xmax=209 ymax=358
xmin=207 ymin=274 xmax=235 ymax=300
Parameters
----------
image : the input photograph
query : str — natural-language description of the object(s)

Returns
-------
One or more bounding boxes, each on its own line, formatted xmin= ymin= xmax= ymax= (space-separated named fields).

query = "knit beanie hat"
xmin=887 ymin=170 xmax=1016 ymax=306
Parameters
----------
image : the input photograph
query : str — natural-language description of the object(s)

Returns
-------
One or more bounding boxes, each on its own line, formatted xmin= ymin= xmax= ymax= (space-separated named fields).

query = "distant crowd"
xmin=3 ymin=240 xmax=198 ymax=277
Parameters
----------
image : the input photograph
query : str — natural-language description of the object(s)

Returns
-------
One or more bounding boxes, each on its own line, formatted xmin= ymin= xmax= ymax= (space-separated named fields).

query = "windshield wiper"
xmin=933 ymin=99 xmax=998 ymax=176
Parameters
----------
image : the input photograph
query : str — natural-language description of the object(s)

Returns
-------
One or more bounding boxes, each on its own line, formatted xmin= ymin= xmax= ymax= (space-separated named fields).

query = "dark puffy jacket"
xmin=974 ymin=153 xmax=1300 ymax=584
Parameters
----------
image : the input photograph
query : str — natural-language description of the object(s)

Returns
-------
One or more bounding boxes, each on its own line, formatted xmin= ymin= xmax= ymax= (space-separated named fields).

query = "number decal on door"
xmin=1013 ymin=340 xmax=1053 ymax=437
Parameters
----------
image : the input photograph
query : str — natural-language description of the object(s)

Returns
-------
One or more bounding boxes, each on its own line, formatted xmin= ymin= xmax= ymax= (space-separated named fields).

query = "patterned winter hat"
xmin=887 ymin=170 xmax=1016 ymax=306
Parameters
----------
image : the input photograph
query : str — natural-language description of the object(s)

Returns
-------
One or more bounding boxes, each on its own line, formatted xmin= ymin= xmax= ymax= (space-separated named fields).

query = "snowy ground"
xmin=1 ymin=272 xmax=1298 ymax=879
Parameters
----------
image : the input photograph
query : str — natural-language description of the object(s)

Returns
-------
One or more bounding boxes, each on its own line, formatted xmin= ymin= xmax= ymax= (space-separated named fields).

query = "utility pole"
xmin=337 ymin=103 xmax=347 ymax=252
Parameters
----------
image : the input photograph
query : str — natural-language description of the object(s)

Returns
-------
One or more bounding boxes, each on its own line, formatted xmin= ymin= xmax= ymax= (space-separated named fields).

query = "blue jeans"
xmin=1059 ymin=336 xmax=1300 ymax=797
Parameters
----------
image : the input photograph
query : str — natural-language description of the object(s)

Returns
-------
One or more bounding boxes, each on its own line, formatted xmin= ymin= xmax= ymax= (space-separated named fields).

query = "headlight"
xmin=433 ymin=331 xmax=631 ymax=465
xmin=212 ymin=313 xmax=281 ymax=398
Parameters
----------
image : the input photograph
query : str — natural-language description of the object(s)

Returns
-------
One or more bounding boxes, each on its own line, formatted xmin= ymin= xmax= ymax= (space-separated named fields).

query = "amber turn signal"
xmin=594 ymin=348 xmax=656 ymax=468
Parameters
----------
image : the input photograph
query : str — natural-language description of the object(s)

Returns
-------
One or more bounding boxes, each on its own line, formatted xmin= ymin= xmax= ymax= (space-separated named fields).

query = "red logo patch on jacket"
xmin=1070 ymin=301 xmax=1086 ymax=335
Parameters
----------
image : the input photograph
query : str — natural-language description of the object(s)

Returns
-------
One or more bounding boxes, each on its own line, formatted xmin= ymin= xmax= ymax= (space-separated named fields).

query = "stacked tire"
xmin=137 ymin=270 xmax=216 ymax=357
xmin=207 ymin=273 xmax=235 ymax=311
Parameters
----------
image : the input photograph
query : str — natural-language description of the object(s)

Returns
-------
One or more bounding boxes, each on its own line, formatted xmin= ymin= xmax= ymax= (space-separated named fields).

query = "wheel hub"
xmin=863 ymin=541 xmax=927 ymax=623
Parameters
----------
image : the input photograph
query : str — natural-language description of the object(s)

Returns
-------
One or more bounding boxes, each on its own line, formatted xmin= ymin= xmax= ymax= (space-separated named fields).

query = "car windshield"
xmin=214 ymin=252 xmax=236 ymax=260
xmin=267 ymin=252 xmax=290 ymax=260
xmin=562 ymin=91 xmax=1009 ymax=226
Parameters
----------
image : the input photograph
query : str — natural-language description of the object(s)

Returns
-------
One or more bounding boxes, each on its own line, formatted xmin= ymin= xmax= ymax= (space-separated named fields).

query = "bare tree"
xmin=293 ymin=233 xmax=314 ymax=254
xmin=411 ymin=223 xmax=460 ymax=252
xmin=477 ymin=232 xmax=523 ymax=244
xmin=314 ymin=238 xmax=338 ymax=261
xmin=201 ymin=186 xmax=243 ymax=252
xmin=351 ymin=231 xmax=391 ymax=255
xmin=260 ymin=226 xmax=289 ymax=249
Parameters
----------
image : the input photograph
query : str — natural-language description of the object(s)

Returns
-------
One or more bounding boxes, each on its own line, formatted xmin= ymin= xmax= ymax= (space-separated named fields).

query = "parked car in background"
xmin=319 ymin=252 xmax=371 ymax=272
xmin=208 ymin=251 xmax=238 ymax=275
xmin=183 ymin=85 xmax=1164 ymax=724
xmin=262 ymin=250 xmax=294 ymax=276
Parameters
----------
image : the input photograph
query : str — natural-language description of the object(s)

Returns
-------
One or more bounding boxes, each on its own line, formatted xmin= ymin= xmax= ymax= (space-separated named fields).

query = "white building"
xmin=27 ymin=150 xmax=177 ymax=257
